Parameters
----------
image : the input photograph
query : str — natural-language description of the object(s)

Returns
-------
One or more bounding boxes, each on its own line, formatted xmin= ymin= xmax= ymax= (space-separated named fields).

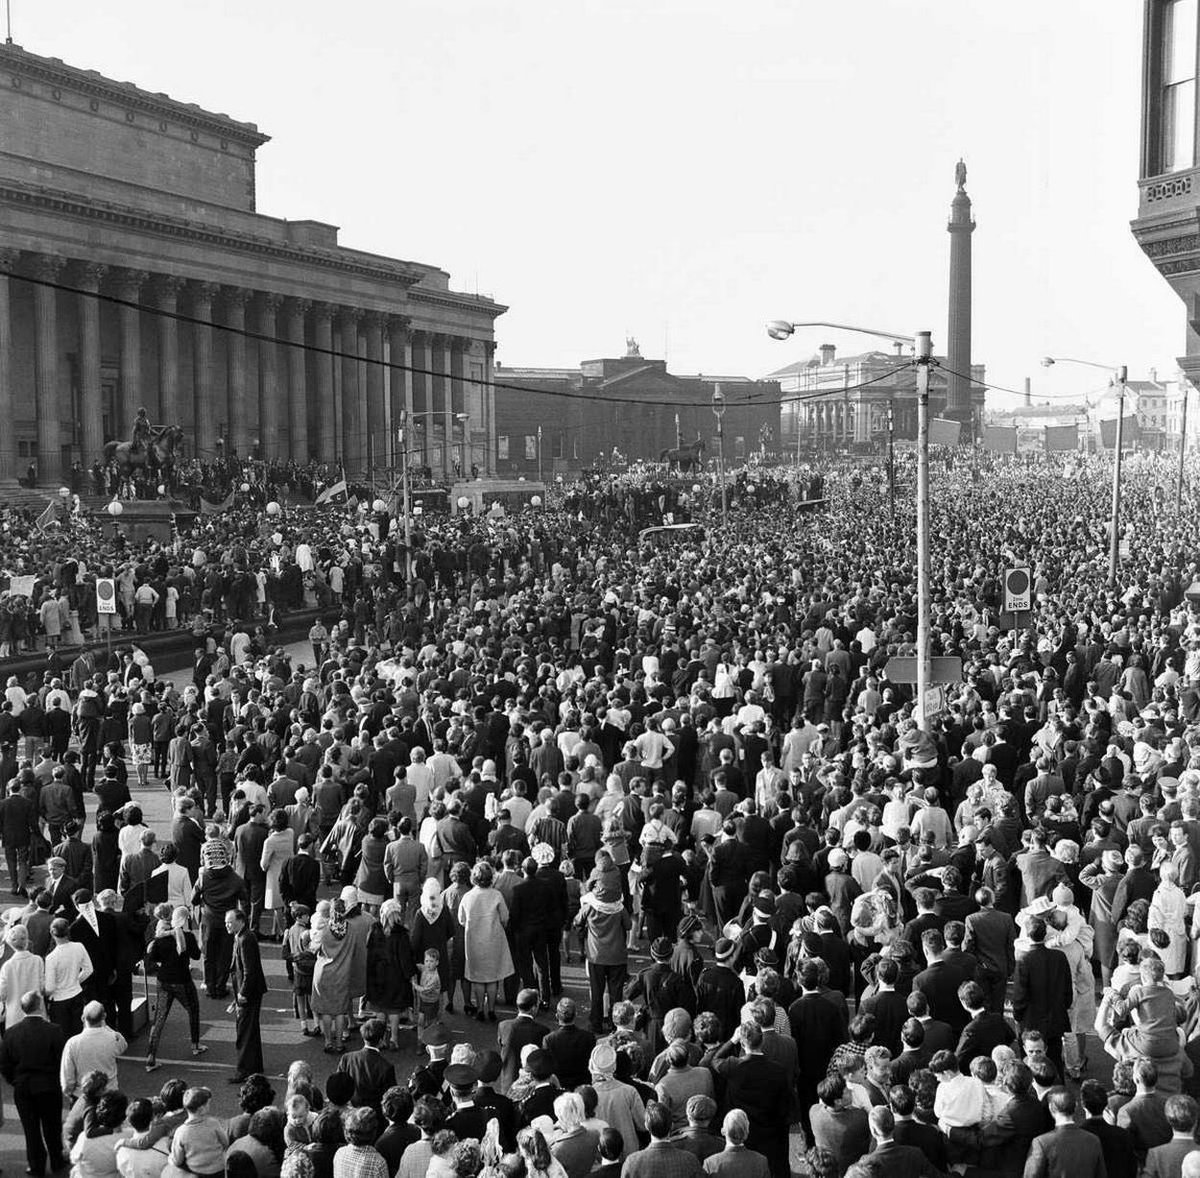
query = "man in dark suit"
xmin=1079 ymin=1079 xmax=1137 ymax=1178
xmin=981 ymin=1060 xmax=1052 ymax=1175
xmin=41 ymin=857 xmax=78 ymax=920
xmin=0 ymin=992 xmax=65 ymax=1177
xmin=1011 ymin=917 xmax=1073 ymax=1077
xmin=1024 ymin=1087 xmax=1106 ymax=1177
xmin=1110 ymin=845 xmax=1158 ymax=926
xmin=888 ymin=1085 xmax=949 ymax=1173
xmin=912 ymin=928 xmax=970 ymax=1034
xmin=621 ymin=1099 xmax=702 ymax=1177
xmin=808 ymin=1073 xmax=869 ymax=1175
xmin=1140 ymin=1092 xmax=1198 ymax=1178
xmin=719 ymin=1021 xmax=791 ymax=1178
xmin=497 ymin=987 xmax=549 ymax=1094
xmin=858 ymin=959 xmax=909 ymax=1056
xmin=955 ymin=980 xmax=1016 ymax=1072
xmin=227 ymin=907 xmax=267 ymax=1082
xmin=1117 ymin=1059 xmax=1173 ymax=1165
xmin=68 ymin=888 xmax=115 ymax=1013
xmin=542 ymin=998 xmax=596 ymax=1092
xmin=788 ymin=962 xmax=848 ymax=1139
xmin=279 ymin=835 xmax=322 ymax=916
xmin=170 ymin=798 xmax=206 ymax=881
xmin=336 ymin=1018 xmax=396 ymax=1112
xmin=863 ymin=1105 xmax=943 ymax=1177
xmin=473 ymin=1050 xmax=518 ymax=1152
xmin=517 ymin=1049 xmax=564 ymax=1126
xmin=964 ymin=885 xmax=1017 ymax=1011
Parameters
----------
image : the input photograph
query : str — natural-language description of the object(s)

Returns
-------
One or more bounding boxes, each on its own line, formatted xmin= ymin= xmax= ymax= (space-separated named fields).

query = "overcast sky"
xmin=17 ymin=1 xmax=1171 ymax=406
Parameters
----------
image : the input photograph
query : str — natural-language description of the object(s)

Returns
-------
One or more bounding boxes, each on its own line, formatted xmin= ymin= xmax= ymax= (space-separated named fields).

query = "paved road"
xmin=0 ymin=638 xmax=600 ymax=1166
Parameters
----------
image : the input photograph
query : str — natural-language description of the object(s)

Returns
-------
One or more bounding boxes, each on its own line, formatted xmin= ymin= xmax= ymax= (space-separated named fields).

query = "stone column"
xmin=451 ymin=338 xmax=468 ymax=475
xmin=409 ymin=330 xmax=430 ymax=471
xmin=0 ymin=250 xmax=20 ymax=480
xmin=364 ymin=312 xmax=386 ymax=474
xmin=311 ymin=303 xmax=335 ymax=463
xmin=74 ymin=261 xmax=108 ymax=467
xmin=484 ymin=341 xmax=497 ymax=476
xmin=112 ymin=268 xmax=148 ymax=439
xmin=256 ymin=293 xmax=283 ymax=461
xmin=191 ymin=282 xmax=219 ymax=456
xmin=223 ymin=288 xmax=251 ymax=459
xmin=284 ymin=298 xmax=311 ymax=462
xmin=31 ymin=255 xmax=67 ymax=482
xmin=337 ymin=308 xmax=362 ymax=471
xmin=152 ymin=275 xmax=186 ymax=428
xmin=434 ymin=332 xmax=453 ymax=478
xmin=387 ymin=315 xmax=412 ymax=472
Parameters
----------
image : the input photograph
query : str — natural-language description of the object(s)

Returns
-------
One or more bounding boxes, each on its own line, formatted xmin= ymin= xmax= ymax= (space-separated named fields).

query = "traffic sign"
xmin=882 ymin=656 xmax=963 ymax=685
xmin=921 ymin=685 xmax=947 ymax=723
xmin=1003 ymin=566 xmax=1031 ymax=613
xmin=95 ymin=578 xmax=116 ymax=615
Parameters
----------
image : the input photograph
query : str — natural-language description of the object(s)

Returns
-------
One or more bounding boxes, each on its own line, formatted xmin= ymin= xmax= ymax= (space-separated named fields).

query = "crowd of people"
xmin=0 ymin=446 xmax=1199 ymax=1178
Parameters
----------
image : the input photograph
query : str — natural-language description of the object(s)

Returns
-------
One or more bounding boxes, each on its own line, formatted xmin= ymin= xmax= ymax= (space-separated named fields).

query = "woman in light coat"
xmin=1149 ymin=860 xmax=1189 ymax=978
xmin=260 ymin=809 xmax=296 ymax=940
xmin=0 ymin=925 xmax=45 ymax=1026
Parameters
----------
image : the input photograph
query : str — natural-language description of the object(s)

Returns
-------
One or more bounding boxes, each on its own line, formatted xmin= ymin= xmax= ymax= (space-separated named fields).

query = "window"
xmin=498 ymin=435 xmax=509 ymax=460
xmin=734 ymin=435 xmax=746 ymax=458
xmin=552 ymin=431 xmax=565 ymax=459
xmin=524 ymin=434 xmax=537 ymax=460
xmin=1163 ymin=0 xmax=1198 ymax=172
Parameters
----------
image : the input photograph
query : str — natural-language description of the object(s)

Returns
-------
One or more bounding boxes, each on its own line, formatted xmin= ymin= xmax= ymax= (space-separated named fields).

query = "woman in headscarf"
xmin=669 ymin=913 xmax=705 ymax=997
xmin=145 ymin=903 xmax=204 ymax=1073
xmin=366 ymin=899 xmax=416 ymax=1050
xmin=353 ymin=817 xmax=390 ymax=915
xmin=409 ymin=878 xmax=457 ymax=1013
xmin=320 ymin=798 xmax=364 ymax=887
xmin=310 ymin=899 xmax=355 ymax=1054
xmin=90 ymin=810 xmax=121 ymax=895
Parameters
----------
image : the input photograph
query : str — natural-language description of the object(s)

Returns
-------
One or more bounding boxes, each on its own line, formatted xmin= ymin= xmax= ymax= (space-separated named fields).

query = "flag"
xmin=929 ymin=418 xmax=962 ymax=446
xmin=1100 ymin=416 xmax=1141 ymax=449
xmin=199 ymin=491 xmax=234 ymax=515
xmin=1044 ymin=424 xmax=1078 ymax=452
xmin=982 ymin=426 xmax=1017 ymax=453
xmin=34 ymin=501 xmax=57 ymax=531
xmin=314 ymin=479 xmax=348 ymax=506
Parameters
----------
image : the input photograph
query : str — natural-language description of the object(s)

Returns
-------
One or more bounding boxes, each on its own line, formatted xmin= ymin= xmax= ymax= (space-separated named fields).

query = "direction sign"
xmin=1003 ymin=566 xmax=1031 ymax=613
xmin=882 ymin=656 xmax=963 ymax=685
xmin=95 ymin=577 xmax=116 ymax=615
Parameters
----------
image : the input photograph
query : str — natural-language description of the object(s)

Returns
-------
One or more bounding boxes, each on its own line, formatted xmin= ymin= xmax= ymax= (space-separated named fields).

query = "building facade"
xmin=493 ymin=341 xmax=781 ymax=477
xmin=0 ymin=43 xmax=504 ymax=483
xmin=765 ymin=343 xmax=986 ymax=452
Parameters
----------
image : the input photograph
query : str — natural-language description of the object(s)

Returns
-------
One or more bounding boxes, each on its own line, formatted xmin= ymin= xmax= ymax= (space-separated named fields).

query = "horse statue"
xmin=102 ymin=425 xmax=184 ymax=479
xmin=660 ymin=438 xmax=706 ymax=473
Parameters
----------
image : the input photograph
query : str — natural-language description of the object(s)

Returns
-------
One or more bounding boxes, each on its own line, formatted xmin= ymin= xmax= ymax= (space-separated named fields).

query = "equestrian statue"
xmin=102 ymin=407 xmax=184 ymax=479
xmin=660 ymin=437 xmax=706 ymax=473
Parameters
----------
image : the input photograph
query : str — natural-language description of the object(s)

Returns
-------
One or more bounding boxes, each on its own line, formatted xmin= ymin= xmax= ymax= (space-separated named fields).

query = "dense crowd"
xmin=1 ymin=448 xmax=1200 ymax=1178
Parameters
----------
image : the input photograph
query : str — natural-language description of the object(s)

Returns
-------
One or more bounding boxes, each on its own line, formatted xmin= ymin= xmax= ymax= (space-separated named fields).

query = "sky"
xmin=13 ymin=1 xmax=1174 ymax=407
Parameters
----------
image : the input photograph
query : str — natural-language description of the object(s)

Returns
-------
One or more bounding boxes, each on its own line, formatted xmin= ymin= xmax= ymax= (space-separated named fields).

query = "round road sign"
xmin=1006 ymin=569 xmax=1029 ymax=596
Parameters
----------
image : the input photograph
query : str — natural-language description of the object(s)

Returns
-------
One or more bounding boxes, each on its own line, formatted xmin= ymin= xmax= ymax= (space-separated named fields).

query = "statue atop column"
xmin=955 ymin=158 xmax=967 ymax=191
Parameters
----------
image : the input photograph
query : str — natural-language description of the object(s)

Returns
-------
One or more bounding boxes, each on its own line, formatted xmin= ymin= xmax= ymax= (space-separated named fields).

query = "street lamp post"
xmin=1178 ymin=375 xmax=1191 ymax=513
xmin=1042 ymin=355 xmax=1127 ymax=585
xmin=769 ymin=319 xmax=934 ymax=727
xmin=711 ymin=385 xmax=727 ymax=527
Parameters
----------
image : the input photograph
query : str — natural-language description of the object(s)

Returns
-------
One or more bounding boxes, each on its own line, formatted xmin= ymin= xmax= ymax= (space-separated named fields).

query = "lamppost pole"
xmin=1178 ymin=376 xmax=1190 ymax=513
xmin=888 ymin=396 xmax=896 ymax=521
xmin=398 ymin=412 xmax=412 ymax=580
xmin=915 ymin=330 xmax=933 ymax=727
xmin=537 ymin=424 xmax=543 ymax=483
xmin=712 ymin=384 xmax=727 ymax=528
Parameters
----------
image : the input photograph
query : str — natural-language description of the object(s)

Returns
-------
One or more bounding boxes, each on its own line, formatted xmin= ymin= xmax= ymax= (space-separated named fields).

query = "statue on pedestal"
xmin=955 ymin=158 xmax=967 ymax=191
xmin=103 ymin=409 xmax=184 ymax=480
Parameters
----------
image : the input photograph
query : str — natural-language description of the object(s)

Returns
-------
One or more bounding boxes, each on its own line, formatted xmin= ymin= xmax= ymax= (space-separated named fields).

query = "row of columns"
xmin=0 ymin=250 xmax=497 ymax=482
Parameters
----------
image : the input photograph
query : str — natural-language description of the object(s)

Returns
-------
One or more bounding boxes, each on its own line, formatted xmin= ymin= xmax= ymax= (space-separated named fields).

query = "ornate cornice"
xmin=109 ymin=266 xmax=148 ymax=296
xmin=221 ymin=286 xmax=252 ymax=314
xmin=362 ymin=310 xmax=388 ymax=332
xmin=310 ymin=301 xmax=334 ymax=324
xmin=409 ymin=288 xmax=508 ymax=320
xmin=72 ymin=260 xmax=108 ymax=289
xmin=386 ymin=314 xmax=411 ymax=337
xmin=0 ymin=44 xmax=269 ymax=148
xmin=189 ymin=280 xmax=219 ymax=311
xmin=29 ymin=253 xmax=67 ymax=281
xmin=259 ymin=292 xmax=285 ymax=315
xmin=151 ymin=273 xmax=187 ymax=302
xmin=0 ymin=179 xmax=431 ymax=291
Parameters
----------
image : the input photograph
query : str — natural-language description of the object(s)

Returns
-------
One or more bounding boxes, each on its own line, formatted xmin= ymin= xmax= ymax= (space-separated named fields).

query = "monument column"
xmin=387 ymin=315 xmax=412 ymax=472
xmin=112 ymin=268 xmax=148 ymax=439
xmin=946 ymin=159 xmax=975 ymax=438
xmin=311 ymin=303 xmax=335 ymax=463
xmin=31 ymin=254 xmax=67 ymax=482
xmin=153 ymin=275 xmax=186 ymax=429
xmin=223 ymin=288 xmax=251 ymax=459
xmin=191 ymin=282 xmax=219 ymax=456
xmin=0 ymin=250 xmax=18 ymax=480
xmin=484 ymin=341 xmax=497 ymax=476
xmin=74 ymin=261 xmax=108 ymax=467
xmin=338 ymin=308 xmax=362 ymax=472
xmin=434 ymin=332 xmax=453 ymax=478
xmin=257 ymin=293 xmax=284 ymax=461
xmin=364 ymin=312 xmax=386 ymax=474
xmin=284 ymin=298 xmax=311 ymax=461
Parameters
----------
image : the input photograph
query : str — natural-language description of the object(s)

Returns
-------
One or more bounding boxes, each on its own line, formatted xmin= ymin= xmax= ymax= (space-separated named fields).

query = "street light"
xmin=1042 ymin=355 xmax=1128 ymax=585
xmin=454 ymin=412 xmax=470 ymax=477
xmin=769 ymin=319 xmax=935 ymax=728
xmin=711 ymin=385 xmax=727 ymax=528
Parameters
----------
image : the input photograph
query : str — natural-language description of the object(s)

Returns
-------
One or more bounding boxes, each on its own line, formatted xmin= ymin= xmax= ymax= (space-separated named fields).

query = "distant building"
xmin=494 ymin=339 xmax=780 ymax=477
xmin=764 ymin=343 xmax=985 ymax=451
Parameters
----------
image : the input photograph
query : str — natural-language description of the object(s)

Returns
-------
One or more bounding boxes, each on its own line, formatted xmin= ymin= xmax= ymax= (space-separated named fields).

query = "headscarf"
xmin=379 ymin=898 xmax=403 ymax=933
xmin=419 ymin=878 xmax=444 ymax=923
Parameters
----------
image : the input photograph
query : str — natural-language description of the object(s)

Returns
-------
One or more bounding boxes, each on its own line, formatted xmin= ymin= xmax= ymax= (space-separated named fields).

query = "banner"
xmin=929 ymin=418 xmax=962 ymax=446
xmin=34 ymin=501 xmax=57 ymax=531
xmin=982 ymin=426 xmax=1017 ymax=453
xmin=6 ymin=575 xmax=36 ymax=597
xmin=314 ymin=480 xmax=348 ymax=506
xmin=1099 ymin=415 xmax=1141 ymax=449
xmin=198 ymin=492 xmax=235 ymax=516
xmin=1044 ymin=424 xmax=1079 ymax=452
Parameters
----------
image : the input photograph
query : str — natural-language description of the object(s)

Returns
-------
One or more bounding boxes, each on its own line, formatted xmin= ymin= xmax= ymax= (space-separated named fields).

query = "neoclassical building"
xmin=0 ymin=43 xmax=505 ymax=484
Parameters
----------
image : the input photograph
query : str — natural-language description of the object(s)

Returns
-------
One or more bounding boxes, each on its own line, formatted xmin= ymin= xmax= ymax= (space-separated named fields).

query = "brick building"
xmin=0 ymin=42 xmax=504 ymax=484
xmin=493 ymin=340 xmax=781 ymax=478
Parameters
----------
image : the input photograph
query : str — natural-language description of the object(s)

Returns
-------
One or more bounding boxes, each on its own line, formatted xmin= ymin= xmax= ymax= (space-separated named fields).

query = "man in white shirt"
xmin=44 ymin=917 xmax=92 ymax=1037
xmin=60 ymin=1001 xmax=126 ymax=1098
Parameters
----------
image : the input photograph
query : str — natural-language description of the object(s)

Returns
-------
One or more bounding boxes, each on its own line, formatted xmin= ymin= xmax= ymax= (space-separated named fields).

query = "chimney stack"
xmin=1150 ymin=367 xmax=1158 ymax=383
xmin=1024 ymin=377 xmax=1032 ymax=408
xmin=819 ymin=343 xmax=836 ymax=366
